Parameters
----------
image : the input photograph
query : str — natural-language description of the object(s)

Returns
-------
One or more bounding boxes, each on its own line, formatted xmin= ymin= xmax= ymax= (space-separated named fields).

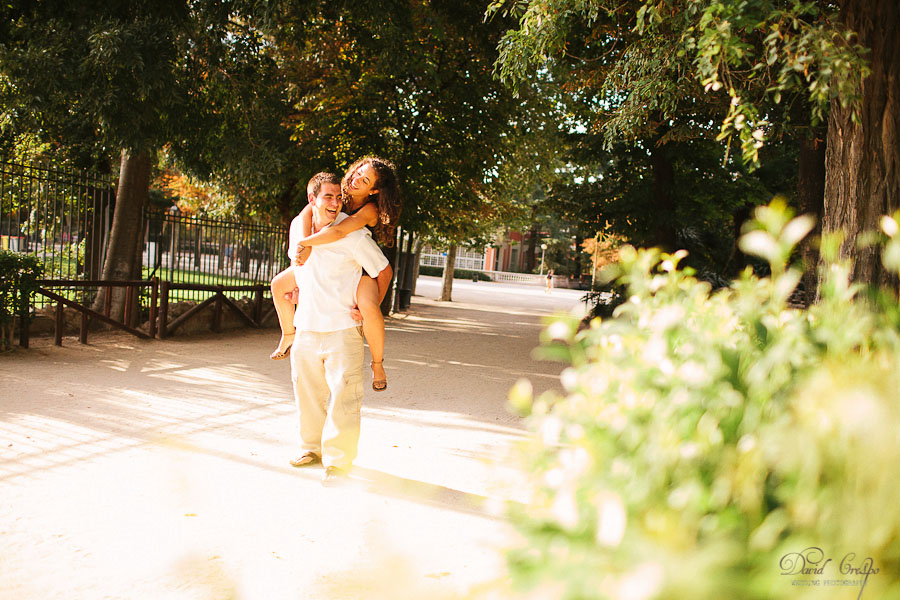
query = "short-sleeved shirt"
xmin=288 ymin=212 xmax=389 ymax=333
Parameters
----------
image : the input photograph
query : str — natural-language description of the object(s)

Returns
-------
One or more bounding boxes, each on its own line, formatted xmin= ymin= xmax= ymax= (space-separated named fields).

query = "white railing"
xmin=486 ymin=271 xmax=545 ymax=284
xmin=420 ymin=252 xmax=566 ymax=286
xmin=419 ymin=252 xmax=485 ymax=270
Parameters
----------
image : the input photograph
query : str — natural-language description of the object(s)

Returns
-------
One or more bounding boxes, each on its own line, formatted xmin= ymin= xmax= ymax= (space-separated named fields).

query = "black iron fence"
xmin=2 ymin=158 xmax=290 ymax=311
xmin=144 ymin=209 xmax=287 ymax=303
xmin=1 ymin=159 xmax=116 ymax=280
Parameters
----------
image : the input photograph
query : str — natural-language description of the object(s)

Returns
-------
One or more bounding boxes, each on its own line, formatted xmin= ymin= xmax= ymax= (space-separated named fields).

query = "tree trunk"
xmin=401 ymin=232 xmax=416 ymax=293
xmin=796 ymin=128 xmax=827 ymax=305
xmin=276 ymin=178 xmax=299 ymax=228
xmin=649 ymin=139 xmax=677 ymax=252
xmin=94 ymin=149 xmax=151 ymax=321
xmin=525 ymin=225 xmax=538 ymax=272
xmin=410 ymin=238 xmax=423 ymax=296
xmin=823 ymin=0 xmax=900 ymax=288
xmin=440 ymin=244 xmax=457 ymax=301
xmin=380 ymin=243 xmax=397 ymax=315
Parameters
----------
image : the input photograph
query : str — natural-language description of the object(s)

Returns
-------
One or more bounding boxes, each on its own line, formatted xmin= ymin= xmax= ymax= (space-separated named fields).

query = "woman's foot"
xmin=371 ymin=360 xmax=387 ymax=392
xmin=270 ymin=332 xmax=295 ymax=360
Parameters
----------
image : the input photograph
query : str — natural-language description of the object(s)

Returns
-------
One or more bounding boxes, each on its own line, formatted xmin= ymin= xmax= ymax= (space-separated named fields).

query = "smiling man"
xmin=286 ymin=172 xmax=393 ymax=485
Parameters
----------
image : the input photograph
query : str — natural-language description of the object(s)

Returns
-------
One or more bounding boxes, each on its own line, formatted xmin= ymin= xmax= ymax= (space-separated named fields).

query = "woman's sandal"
xmin=371 ymin=360 xmax=387 ymax=392
xmin=270 ymin=331 xmax=295 ymax=360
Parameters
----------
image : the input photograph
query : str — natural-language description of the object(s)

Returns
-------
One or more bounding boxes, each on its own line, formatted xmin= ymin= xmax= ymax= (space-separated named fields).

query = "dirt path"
xmin=0 ymin=278 xmax=586 ymax=599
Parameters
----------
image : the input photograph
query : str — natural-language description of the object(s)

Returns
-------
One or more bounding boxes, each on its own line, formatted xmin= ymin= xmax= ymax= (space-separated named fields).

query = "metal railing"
xmin=419 ymin=251 xmax=485 ymax=270
xmin=1 ymin=159 xmax=116 ymax=293
xmin=144 ymin=210 xmax=288 ymax=303
xmin=2 ymin=159 xmax=290 ymax=313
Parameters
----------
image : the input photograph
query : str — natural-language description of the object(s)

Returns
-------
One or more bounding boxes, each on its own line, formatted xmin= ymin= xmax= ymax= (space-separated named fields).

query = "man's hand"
xmin=284 ymin=287 xmax=299 ymax=305
xmin=350 ymin=305 xmax=363 ymax=321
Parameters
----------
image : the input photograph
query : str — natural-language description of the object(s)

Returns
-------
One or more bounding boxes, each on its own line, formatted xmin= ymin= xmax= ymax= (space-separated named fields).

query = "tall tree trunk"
xmin=94 ymin=149 xmax=151 ymax=321
xmin=649 ymin=138 xmax=677 ymax=252
xmin=573 ymin=234 xmax=584 ymax=280
xmin=796 ymin=127 xmax=827 ymax=305
xmin=410 ymin=238 xmax=423 ymax=296
xmin=823 ymin=0 xmax=900 ymax=288
xmin=275 ymin=178 xmax=299 ymax=228
xmin=525 ymin=225 xmax=538 ymax=272
xmin=380 ymin=243 xmax=398 ymax=315
xmin=440 ymin=244 xmax=457 ymax=301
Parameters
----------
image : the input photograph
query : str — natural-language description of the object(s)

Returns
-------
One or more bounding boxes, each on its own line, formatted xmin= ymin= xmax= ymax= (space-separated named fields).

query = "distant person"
xmin=268 ymin=157 xmax=401 ymax=393
xmin=284 ymin=172 xmax=393 ymax=485
xmin=545 ymin=269 xmax=554 ymax=294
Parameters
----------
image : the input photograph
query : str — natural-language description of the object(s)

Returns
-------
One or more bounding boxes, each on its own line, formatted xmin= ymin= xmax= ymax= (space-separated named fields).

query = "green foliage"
xmin=418 ymin=265 xmax=491 ymax=281
xmin=489 ymin=0 xmax=870 ymax=167
xmin=506 ymin=201 xmax=900 ymax=598
xmin=0 ymin=250 xmax=43 ymax=349
xmin=266 ymin=0 xmax=553 ymax=242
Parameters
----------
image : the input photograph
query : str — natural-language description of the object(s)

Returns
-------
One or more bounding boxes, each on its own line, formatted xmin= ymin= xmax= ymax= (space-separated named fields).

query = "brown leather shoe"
xmin=321 ymin=466 xmax=349 ymax=486
xmin=289 ymin=452 xmax=320 ymax=467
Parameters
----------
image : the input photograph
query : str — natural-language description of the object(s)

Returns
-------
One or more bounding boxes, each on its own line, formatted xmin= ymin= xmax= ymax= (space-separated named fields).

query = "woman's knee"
xmin=357 ymin=296 xmax=380 ymax=314
xmin=271 ymin=269 xmax=292 ymax=292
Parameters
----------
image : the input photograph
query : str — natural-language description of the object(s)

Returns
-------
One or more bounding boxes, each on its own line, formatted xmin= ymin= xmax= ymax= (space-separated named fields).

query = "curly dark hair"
xmin=341 ymin=156 xmax=402 ymax=247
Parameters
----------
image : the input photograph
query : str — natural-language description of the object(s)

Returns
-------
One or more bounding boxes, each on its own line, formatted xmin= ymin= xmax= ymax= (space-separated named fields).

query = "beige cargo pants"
xmin=290 ymin=327 xmax=364 ymax=470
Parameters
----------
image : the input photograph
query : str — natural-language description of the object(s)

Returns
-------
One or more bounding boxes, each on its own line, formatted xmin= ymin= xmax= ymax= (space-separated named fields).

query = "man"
xmin=287 ymin=172 xmax=392 ymax=485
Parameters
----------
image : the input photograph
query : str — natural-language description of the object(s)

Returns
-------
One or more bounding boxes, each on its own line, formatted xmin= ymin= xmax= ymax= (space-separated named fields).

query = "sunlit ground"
xmin=0 ymin=278 xmax=585 ymax=599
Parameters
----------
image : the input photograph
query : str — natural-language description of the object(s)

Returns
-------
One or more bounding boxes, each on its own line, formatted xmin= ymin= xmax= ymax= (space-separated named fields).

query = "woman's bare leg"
xmin=270 ymin=267 xmax=297 ymax=359
xmin=356 ymin=275 xmax=387 ymax=390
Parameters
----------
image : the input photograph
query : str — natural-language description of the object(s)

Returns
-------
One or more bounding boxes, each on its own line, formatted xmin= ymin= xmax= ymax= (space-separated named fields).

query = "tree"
xmin=489 ymin=0 xmax=896 ymax=288
xmin=0 ymin=1 xmax=281 ymax=318
xmin=267 ymin=0 xmax=556 ymax=301
xmin=822 ymin=0 xmax=899 ymax=288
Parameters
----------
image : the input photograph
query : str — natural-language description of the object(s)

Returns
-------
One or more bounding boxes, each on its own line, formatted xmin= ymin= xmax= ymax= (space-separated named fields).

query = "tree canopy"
xmin=488 ymin=0 xmax=898 ymax=286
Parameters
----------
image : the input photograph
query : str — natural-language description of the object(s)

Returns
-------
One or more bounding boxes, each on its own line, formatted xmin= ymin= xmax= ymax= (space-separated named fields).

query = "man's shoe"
xmin=289 ymin=452 xmax=320 ymax=467
xmin=321 ymin=466 xmax=349 ymax=487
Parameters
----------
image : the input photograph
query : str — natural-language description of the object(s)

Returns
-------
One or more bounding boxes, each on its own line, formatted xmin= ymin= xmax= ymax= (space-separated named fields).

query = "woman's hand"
xmin=294 ymin=243 xmax=312 ymax=266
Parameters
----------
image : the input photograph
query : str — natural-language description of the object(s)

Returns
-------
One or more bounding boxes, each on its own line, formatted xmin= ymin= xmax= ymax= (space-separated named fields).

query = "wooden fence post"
xmin=254 ymin=284 xmax=264 ymax=323
xmin=213 ymin=286 xmax=223 ymax=333
xmin=159 ymin=281 xmax=169 ymax=339
xmin=18 ymin=281 xmax=30 ymax=349
xmin=149 ymin=277 xmax=158 ymax=338
xmin=54 ymin=302 xmax=64 ymax=346
xmin=79 ymin=310 xmax=89 ymax=344
xmin=124 ymin=284 xmax=135 ymax=328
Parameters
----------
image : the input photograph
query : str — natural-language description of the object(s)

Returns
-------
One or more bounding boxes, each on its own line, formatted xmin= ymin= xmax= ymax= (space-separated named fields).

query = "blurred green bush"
xmin=419 ymin=265 xmax=492 ymax=281
xmin=506 ymin=201 xmax=900 ymax=599
xmin=0 ymin=250 xmax=43 ymax=350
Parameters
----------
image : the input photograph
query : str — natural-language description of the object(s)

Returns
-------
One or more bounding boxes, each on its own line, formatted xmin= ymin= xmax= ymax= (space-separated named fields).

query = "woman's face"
xmin=347 ymin=163 xmax=378 ymax=198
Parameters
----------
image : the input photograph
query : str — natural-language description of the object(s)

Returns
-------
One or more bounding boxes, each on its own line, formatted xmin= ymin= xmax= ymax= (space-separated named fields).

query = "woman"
xmin=269 ymin=156 xmax=402 ymax=392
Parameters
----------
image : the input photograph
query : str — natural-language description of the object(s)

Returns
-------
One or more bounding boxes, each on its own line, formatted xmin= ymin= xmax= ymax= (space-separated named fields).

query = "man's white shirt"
xmin=288 ymin=212 xmax=389 ymax=333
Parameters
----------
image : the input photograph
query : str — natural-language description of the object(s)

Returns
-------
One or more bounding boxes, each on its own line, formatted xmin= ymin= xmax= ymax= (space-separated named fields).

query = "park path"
xmin=0 ymin=276 xmax=586 ymax=600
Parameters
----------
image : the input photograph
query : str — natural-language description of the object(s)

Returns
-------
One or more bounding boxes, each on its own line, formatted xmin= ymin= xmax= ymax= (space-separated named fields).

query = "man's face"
xmin=309 ymin=182 xmax=342 ymax=226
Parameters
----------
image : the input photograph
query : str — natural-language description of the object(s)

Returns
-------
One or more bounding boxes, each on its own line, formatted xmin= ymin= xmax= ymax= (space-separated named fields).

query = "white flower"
xmin=617 ymin=562 xmax=664 ymax=600
xmin=550 ymin=488 xmax=579 ymax=530
xmin=595 ymin=492 xmax=627 ymax=547
xmin=547 ymin=320 xmax=571 ymax=340
xmin=540 ymin=416 xmax=563 ymax=446
xmin=560 ymin=367 xmax=579 ymax=391
xmin=737 ymin=434 xmax=757 ymax=453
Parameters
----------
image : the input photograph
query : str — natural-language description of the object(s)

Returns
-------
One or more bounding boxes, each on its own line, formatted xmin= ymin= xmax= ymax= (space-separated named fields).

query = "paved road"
xmin=0 ymin=276 xmax=584 ymax=599
xmin=414 ymin=274 xmax=588 ymax=315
